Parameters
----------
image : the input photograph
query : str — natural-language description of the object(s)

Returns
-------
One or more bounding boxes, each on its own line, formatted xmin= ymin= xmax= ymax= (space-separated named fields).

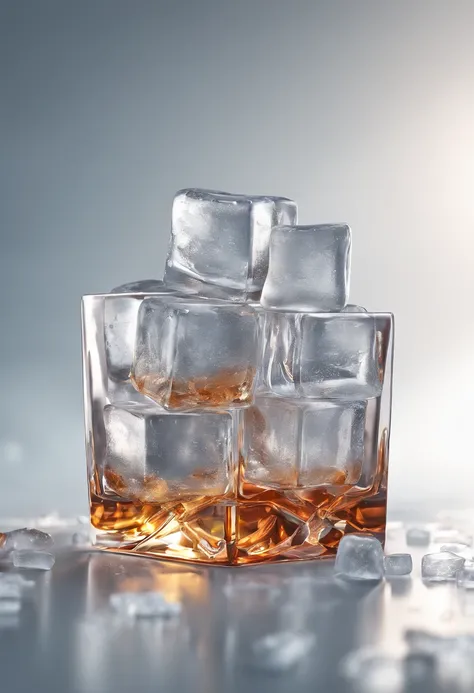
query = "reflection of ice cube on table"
xmin=103 ymin=401 xmax=234 ymax=502
xmin=261 ymin=312 xmax=383 ymax=399
xmin=164 ymin=188 xmax=297 ymax=301
xmin=242 ymin=395 xmax=366 ymax=491
xmin=131 ymin=297 xmax=260 ymax=410
xmin=260 ymin=223 xmax=351 ymax=311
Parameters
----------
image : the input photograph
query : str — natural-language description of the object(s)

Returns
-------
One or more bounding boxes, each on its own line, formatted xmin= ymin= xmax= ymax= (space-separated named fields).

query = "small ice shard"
xmin=340 ymin=648 xmax=403 ymax=693
xmin=406 ymin=527 xmax=431 ymax=547
xmin=12 ymin=550 xmax=55 ymax=571
xmin=1 ymin=528 xmax=54 ymax=552
xmin=335 ymin=534 xmax=385 ymax=582
xmin=384 ymin=553 xmax=413 ymax=576
xmin=421 ymin=552 xmax=465 ymax=582
xmin=0 ymin=599 xmax=21 ymax=615
xmin=249 ymin=631 xmax=315 ymax=673
xmin=109 ymin=591 xmax=181 ymax=618
xmin=72 ymin=531 xmax=90 ymax=546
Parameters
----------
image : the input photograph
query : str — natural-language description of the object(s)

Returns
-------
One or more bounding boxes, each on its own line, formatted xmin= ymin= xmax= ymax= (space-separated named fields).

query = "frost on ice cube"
xmin=335 ymin=534 xmax=385 ymax=581
xmin=0 ymin=528 xmax=54 ymax=552
xmin=12 ymin=550 xmax=55 ymax=571
xmin=406 ymin=527 xmax=431 ymax=547
xmin=249 ymin=631 xmax=315 ymax=673
xmin=104 ymin=286 xmax=177 ymax=383
xmin=260 ymin=312 xmax=383 ymax=399
xmin=421 ymin=552 xmax=465 ymax=582
xmin=384 ymin=553 xmax=413 ymax=576
xmin=109 ymin=591 xmax=181 ymax=618
xmin=260 ymin=223 xmax=351 ymax=311
xmin=164 ymin=188 xmax=297 ymax=301
xmin=131 ymin=297 xmax=260 ymax=409
xmin=103 ymin=401 xmax=233 ymax=502
xmin=242 ymin=396 xmax=366 ymax=491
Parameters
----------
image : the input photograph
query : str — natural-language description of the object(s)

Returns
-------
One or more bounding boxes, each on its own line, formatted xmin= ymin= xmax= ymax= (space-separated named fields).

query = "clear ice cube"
xmin=1 ymin=528 xmax=54 ymax=552
xmin=164 ymin=188 xmax=297 ymax=301
xmin=104 ymin=287 xmax=176 ymax=383
xmin=384 ymin=553 xmax=413 ymax=576
xmin=109 ymin=591 xmax=181 ymax=618
xmin=11 ymin=550 xmax=55 ymax=570
xmin=406 ymin=527 xmax=431 ymax=547
xmin=249 ymin=631 xmax=315 ymax=673
xmin=104 ymin=401 xmax=233 ymax=501
xmin=334 ymin=534 xmax=385 ymax=581
xmin=131 ymin=297 xmax=260 ymax=409
xmin=260 ymin=223 xmax=351 ymax=311
xmin=242 ymin=396 xmax=366 ymax=490
xmin=421 ymin=552 xmax=465 ymax=582
xmin=260 ymin=312 xmax=383 ymax=399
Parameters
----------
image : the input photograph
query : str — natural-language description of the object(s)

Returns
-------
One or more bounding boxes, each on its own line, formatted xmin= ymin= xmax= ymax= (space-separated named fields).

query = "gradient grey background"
xmin=1 ymin=0 xmax=473 ymax=518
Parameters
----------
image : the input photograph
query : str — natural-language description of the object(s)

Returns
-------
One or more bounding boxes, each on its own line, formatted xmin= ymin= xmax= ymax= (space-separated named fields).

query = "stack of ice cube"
xmin=103 ymin=187 xmax=384 ymax=506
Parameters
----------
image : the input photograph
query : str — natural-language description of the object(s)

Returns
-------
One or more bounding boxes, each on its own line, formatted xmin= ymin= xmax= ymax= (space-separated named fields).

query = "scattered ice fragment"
xmin=440 ymin=543 xmax=472 ymax=559
xmin=72 ymin=531 xmax=90 ymax=546
xmin=433 ymin=529 xmax=472 ymax=547
xmin=0 ymin=581 xmax=21 ymax=599
xmin=109 ymin=591 xmax=181 ymax=618
xmin=421 ymin=552 xmax=465 ymax=582
xmin=249 ymin=631 xmax=315 ymax=673
xmin=384 ymin=553 xmax=413 ymax=576
xmin=335 ymin=534 xmax=385 ymax=582
xmin=1 ymin=528 xmax=54 ymax=552
xmin=12 ymin=550 xmax=55 ymax=571
xmin=406 ymin=527 xmax=431 ymax=547
xmin=0 ymin=599 xmax=21 ymax=615
xmin=340 ymin=648 xmax=403 ymax=693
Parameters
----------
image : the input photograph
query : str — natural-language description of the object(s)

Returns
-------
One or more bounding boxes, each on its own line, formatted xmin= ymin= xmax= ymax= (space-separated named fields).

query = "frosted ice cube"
xmin=384 ymin=553 xmax=413 ymax=576
xmin=12 ymin=550 xmax=55 ymax=570
xmin=260 ymin=223 xmax=351 ymax=311
xmin=164 ymin=188 xmax=297 ymax=301
xmin=104 ymin=287 xmax=176 ymax=383
xmin=260 ymin=312 xmax=383 ymax=399
xmin=249 ymin=631 xmax=315 ymax=672
xmin=406 ymin=527 xmax=431 ymax=547
xmin=104 ymin=401 xmax=233 ymax=502
xmin=421 ymin=552 xmax=465 ymax=582
xmin=1 ymin=528 xmax=54 ymax=552
xmin=109 ymin=591 xmax=181 ymax=618
xmin=131 ymin=297 xmax=260 ymax=409
xmin=335 ymin=534 xmax=385 ymax=581
xmin=242 ymin=396 xmax=366 ymax=490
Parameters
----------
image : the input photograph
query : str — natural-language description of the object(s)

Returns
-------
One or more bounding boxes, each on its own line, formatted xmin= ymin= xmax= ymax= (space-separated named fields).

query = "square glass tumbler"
xmin=82 ymin=293 xmax=393 ymax=565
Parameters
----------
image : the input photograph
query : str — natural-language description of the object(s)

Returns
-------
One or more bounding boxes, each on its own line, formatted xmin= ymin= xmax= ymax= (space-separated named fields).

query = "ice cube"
xmin=131 ymin=297 xmax=260 ymax=409
xmin=249 ymin=631 xmax=315 ymax=673
xmin=335 ymin=534 xmax=385 ymax=581
xmin=242 ymin=396 xmax=366 ymax=490
xmin=342 ymin=304 xmax=367 ymax=313
xmin=260 ymin=312 xmax=384 ymax=399
xmin=109 ymin=591 xmax=181 ymax=618
xmin=341 ymin=648 xmax=403 ymax=693
xmin=406 ymin=527 xmax=431 ymax=547
xmin=260 ymin=223 xmax=351 ymax=311
xmin=111 ymin=279 xmax=175 ymax=294
xmin=104 ymin=401 xmax=234 ymax=502
xmin=164 ymin=188 xmax=297 ymax=301
xmin=0 ymin=599 xmax=21 ymax=615
xmin=0 ymin=528 xmax=54 ymax=552
xmin=104 ymin=287 xmax=177 ymax=383
xmin=421 ymin=552 xmax=465 ymax=582
xmin=384 ymin=553 xmax=413 ymax=576
xmin=12 ymin=550 xmax=55 ymax=571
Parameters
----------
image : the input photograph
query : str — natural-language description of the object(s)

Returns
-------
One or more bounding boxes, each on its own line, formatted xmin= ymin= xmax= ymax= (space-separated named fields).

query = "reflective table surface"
xmin=1 ymin=524 xmax=474 ymax=693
